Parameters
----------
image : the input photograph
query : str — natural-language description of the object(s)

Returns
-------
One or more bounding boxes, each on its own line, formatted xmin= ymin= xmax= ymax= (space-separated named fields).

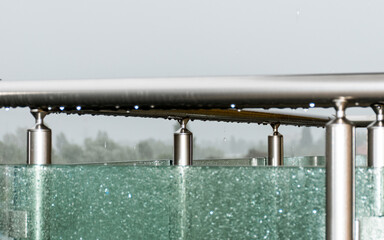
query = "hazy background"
xmin=0 ymin=0 xmax=383 ymax=161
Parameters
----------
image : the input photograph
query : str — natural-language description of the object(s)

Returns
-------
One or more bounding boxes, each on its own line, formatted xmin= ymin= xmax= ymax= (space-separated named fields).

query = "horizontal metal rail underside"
xmin=1 ymin=73 xmax=384 ymax=109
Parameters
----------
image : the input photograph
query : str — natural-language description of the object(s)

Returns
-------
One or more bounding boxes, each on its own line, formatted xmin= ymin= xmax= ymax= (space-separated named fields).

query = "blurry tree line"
xmin=0 ymin=127 xmax=367 ymax=164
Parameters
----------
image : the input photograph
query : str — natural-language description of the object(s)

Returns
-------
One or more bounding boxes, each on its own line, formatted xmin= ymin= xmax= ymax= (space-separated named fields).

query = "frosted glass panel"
xmin=0 ymin=164 xmax=382 ymax=239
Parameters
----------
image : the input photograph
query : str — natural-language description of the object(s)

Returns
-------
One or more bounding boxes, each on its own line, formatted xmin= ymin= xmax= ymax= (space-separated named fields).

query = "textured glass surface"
xmin=0 ymin=164 xmax=382 ymax=239
xmin=284 ymin=156 xmax=325 ymax=167
xmin=194 ymin=158 xmax=266 ymax=166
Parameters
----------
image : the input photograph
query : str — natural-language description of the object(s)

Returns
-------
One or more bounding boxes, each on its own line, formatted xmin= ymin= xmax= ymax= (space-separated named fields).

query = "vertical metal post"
xmin=367 ymin=103 xmax=384 ymax=218
xmin=26 ymin=109 xmax=51 ymax=240
xmin=27 ymin=109 xmax=52 ymax=165
xmin=326 ymin=98 xmax=354 ymax=240
xmin=368 ymin=103 xmax=384 ymax=167
xmin=268 ymin=123 xmax=283 ymax=166
xmin=174 ymin=118 xmax=193 ymax=166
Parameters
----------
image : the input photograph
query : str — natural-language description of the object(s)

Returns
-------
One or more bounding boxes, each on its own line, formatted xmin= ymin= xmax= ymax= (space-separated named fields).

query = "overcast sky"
xmin=0 ymin=0 xmax=382 ymax=146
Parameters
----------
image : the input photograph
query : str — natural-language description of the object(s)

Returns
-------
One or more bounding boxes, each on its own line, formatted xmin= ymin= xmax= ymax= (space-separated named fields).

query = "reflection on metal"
xmin=174 ymin=119 xmax=193 ymax=166
xmin=2 ymin=73 xmax=384 ymax=109
xmin=368 ymin=104 xmax=384 ymax=167
xmin=27 ymin=109 xmax=51 ymax=165
xmin=355 ymin=219 xmax=360 ymax=240
xmin=326 ymin=98 xmax=354 ymax=240
xmin=48 ymin=108 xmax=330 ymax=127
xmin=268 ymin=123 xmax=283 ymax=166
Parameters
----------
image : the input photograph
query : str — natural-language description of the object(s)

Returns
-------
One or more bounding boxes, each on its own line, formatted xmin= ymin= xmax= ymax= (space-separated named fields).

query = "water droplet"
xmin=309 ymin=102 xmax=315 ymax=108
xmin=209 ymin=211 xmax=214 ymax=215
xmin=59 ymin=106 xmax=65 ymax=111
xmin=278 ymin=209 xmax=283 ymax=213
xmin=134 ymin=105 xmax=139 ymax=110
xmin=76 ymin=106 xmax=82 ymax=111
xmin=128 ymin=193 xmax=132 ymax=198
xmin=104 ymin=188 xmax=109 ymax=195
xmin=51 ymin=203 xmax=55 ymax=207
xmin=312 ymin=209 xmax=317 ymax=214
xmin=230 ymin=104 xmax=236 ymax=109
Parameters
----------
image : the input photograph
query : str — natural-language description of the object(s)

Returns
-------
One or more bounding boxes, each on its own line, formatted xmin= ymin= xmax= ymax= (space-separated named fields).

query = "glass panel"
xmin=193 ymin=158 xmax=266 ymax=166
xmin=0 ymin=164 xmax=382 ymax=239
